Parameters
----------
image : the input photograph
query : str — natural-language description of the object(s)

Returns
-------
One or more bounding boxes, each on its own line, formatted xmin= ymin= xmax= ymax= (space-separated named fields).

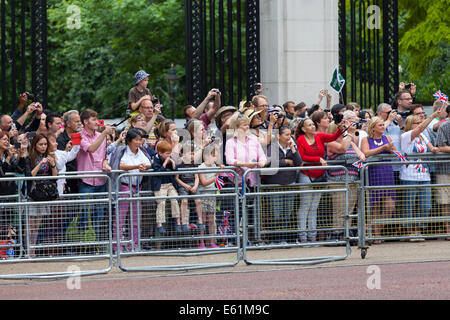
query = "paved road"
xmin=1 ymin=241 xmax=449 ymax=305
xmin=1 ymin=260 xmax=449 ymax=301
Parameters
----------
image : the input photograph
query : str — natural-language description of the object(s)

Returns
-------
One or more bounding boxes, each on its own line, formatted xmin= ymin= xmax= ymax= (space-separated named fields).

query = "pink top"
xmin=225 ymin=135 xmax=267 ymax=187
xmin=77 ymin=128 xmax=107 ymax=186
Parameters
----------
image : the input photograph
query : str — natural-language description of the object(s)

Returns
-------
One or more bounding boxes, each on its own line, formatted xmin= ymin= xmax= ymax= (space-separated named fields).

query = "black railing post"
xmin=31 ymin=0 xmax=48 ymax=108
xmin=382 ymin=0 xmax=399 ymax=104
xmin=245 ymin=0 xmax=260 ymax=100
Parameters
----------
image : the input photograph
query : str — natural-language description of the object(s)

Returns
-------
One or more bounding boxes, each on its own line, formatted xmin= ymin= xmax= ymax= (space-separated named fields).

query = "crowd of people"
xmin=0 ymin=69 xmax=449 ymax=257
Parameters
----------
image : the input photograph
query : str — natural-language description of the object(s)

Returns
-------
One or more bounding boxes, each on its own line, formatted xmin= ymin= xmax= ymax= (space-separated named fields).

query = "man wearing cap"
xmin=129 ymin=70 xmax=152 ymax=112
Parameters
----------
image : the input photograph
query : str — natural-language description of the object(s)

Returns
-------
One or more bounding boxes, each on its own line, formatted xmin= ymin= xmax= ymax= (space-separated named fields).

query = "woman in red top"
xmin=294 ymin=118 xmax=342 ymax=243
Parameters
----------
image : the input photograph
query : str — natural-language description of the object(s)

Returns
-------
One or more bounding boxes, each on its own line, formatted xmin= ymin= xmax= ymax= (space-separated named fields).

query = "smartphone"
xmin=13 ymin=142 xmax=21 ymax=149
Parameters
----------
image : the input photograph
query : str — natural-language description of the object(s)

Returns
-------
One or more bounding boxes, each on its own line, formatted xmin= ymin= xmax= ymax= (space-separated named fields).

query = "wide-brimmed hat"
xmin=134 ymin=70 xmax=150 ymax=85
xmin=243 ymin=108 xmax=262 ymax=122
xmin=215 ymin=106 xmax=237 ymax=128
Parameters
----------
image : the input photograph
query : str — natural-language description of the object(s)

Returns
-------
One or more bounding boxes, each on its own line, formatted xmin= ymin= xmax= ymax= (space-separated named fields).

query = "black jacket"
xmin=150 ymin=155 xmax=179 ymax=191
xmin=261 ymin=142 xmax=302 ymax=185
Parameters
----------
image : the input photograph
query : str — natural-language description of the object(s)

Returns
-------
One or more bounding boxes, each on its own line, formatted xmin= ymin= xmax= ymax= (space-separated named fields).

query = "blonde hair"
xmin=131 ymin=113 xmax=145 ymax=124
xmin=403 ymin=115 xmax=420 ymax=133
xmin=367 ymin=116 xmax=383 ymax=138
xmin=187 ymin=119 xmax=203 ymax=137
xmin=229 ymin=113 xmax=250 ymax=137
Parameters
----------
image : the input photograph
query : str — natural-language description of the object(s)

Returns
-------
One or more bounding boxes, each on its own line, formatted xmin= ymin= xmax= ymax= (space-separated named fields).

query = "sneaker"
xmin=156 ymin=226 xmax=166 ymax=234
xmin=210 ymin=243 xmax=219 ymax=248
xmin=197 ymin=223 xmax=206 ymax=231
xmin=182 ymin=224 xmax=191 ymax=232
xmin=198 ymin=244 xmax=206 ymax=249
xmin=175 ymin=225 xmax=183 ymax=233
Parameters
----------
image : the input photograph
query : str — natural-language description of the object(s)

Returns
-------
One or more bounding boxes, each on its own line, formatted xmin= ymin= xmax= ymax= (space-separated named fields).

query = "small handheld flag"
xmin=433 ymin=90 xmax=448 ymax=104
xmin=394 ymin=151 xmax=407 ymax=162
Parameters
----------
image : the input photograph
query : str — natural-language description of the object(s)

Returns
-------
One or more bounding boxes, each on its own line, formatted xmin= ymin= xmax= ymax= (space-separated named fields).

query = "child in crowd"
xmin=128 ymin=70 xmax=152 ymax=113
xmin=151 ymin=140 xmax=181 ymax=234
xmin=198 ymin=148 xmax=224 ymax=248
xmin=175 ymin=142 xmax=204 ymax=232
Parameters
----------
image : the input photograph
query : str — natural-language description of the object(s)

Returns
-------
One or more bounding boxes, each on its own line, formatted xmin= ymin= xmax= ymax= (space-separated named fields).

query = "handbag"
xmin=29 ymin=180 xmax=58 ymax=201
xmin=311 ymin=175 xmax=327 ymax=183
xmin=0 ymin=167 xmax=18 ymax=196
xmin=306 ymin=170 xmax=327 ymax=183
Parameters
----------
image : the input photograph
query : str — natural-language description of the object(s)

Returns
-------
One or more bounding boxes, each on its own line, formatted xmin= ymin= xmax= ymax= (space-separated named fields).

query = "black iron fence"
xmin=339 ymin=0 xmax=399 ymax=109
xmin=185 ymin=0 xmax=260 ymax=108
xmin=0 ymin=0 xmax=47 ymax=114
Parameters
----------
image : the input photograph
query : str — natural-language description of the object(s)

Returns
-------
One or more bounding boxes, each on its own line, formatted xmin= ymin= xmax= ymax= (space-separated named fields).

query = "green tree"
xmin=47 ymin=0 xmax=186 ymax=118
xmin=398 ymin=0 xmax=450 ymax=101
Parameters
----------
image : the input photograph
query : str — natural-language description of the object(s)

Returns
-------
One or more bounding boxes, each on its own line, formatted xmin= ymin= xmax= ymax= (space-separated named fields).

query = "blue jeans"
xmin=78 ymin=181 xmax=108 ymax=241
xmin=401 ymin=180 xmax=431 ymax=229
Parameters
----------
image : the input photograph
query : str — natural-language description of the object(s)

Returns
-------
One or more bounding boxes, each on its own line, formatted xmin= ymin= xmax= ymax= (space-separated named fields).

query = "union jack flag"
xmin=218 ymin=211 xmax=231 ymax=235
xmin=415 ymin=164 xmax=426 ymax=174
xmin=352 ymin=161 xmax=367 ymax=169
xmin=415 ymin=160 xmax=427 ymax=174
xmin=433 ymin=90 xmax=448 ymax=104
xmin=215 ymin=176 xmax=225 ymax=190
xmin=394 ymin=151 xmax=407 ymax=162
xmin=215 ymin=173 xmax=233 ymax=191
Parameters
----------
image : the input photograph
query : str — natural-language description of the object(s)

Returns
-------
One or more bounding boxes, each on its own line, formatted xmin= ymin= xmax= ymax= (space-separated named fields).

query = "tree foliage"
xmin=47 ymin=0 xmax=186 ymax=118
xmin=398 ymin=0 xmax=450 ymax=101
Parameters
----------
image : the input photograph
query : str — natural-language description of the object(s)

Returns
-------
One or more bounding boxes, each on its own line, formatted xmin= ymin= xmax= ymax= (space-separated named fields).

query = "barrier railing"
xmin=241 ymin=165 xmax=352 ymax=265
xmin=0 ymin=154 xmax=449 ymax=278
xmin=0 ymin=174 xmax=113 ymax=280
xmin=359 ymin=157 xmax=450 ymax=258
xmin=114 ymin=168 xmax=242 ymax=272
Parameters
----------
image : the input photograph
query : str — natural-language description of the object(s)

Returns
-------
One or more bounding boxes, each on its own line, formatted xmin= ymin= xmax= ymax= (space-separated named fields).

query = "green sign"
xmin=330 ymin=66 xmax=346 ymax=93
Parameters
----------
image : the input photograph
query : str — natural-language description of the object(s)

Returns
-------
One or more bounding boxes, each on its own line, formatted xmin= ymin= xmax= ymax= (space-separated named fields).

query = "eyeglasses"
xmin=259 ymin=104 xmax=269 ymax=108
xmin=401 ymin=98 xmax=413 ymax=101
xmin=414 ymin=112 xmax=425 ymax=116
xmin=413 ymin=122 xmax=422 ymax=125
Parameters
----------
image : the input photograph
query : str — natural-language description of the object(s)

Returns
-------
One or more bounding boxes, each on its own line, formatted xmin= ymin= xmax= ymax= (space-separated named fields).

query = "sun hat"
xmin=134 ymin=70 xmax=150 ymax=85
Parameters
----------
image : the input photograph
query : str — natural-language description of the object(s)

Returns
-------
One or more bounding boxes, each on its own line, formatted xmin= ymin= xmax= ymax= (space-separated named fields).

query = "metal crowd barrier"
xmin=241 ymin=165 xmax=352 ymax=266
xmin=359 ymin=155 xmax=450 ymax=258
xmin=1 ymin=154 xmax=450 ymax=279
xmin=0 ymin=174 xmax=113 ymax=280
xmin=114 ymin=168 xmax=242 ymax=272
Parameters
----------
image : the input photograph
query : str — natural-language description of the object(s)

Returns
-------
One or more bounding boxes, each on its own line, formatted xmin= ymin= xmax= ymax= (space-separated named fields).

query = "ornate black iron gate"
xmin=338 ymin=0 xmax=399 ymax=109
xmin=185 ymin=0 xmax=260 ymax=107
xmin=185 ymin=0 xmax=399 ymax=110
xmin=0 ymin=0 xmax=47 ymax=114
